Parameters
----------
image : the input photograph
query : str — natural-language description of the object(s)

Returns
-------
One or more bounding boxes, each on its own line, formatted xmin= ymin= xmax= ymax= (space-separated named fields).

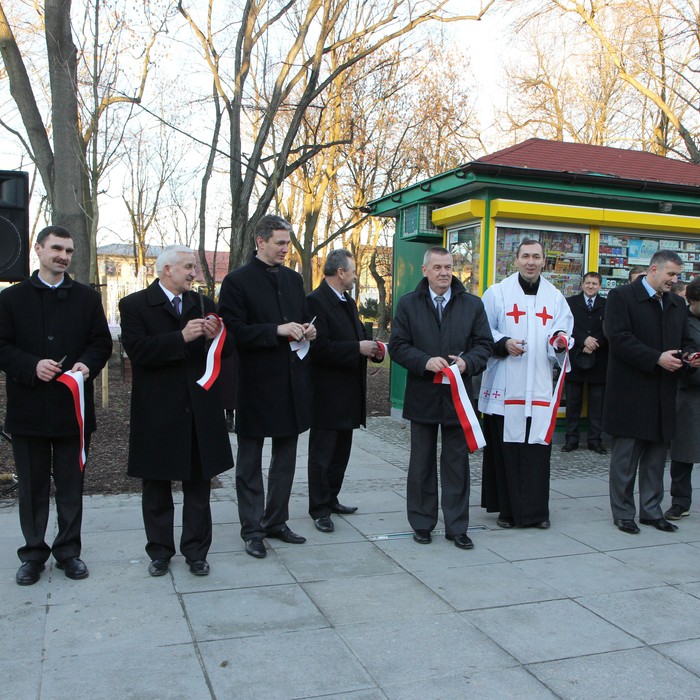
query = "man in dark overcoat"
xmin=119 ymin=245 xmax=234 ymax=577
xmin=0 ymin=225 xmax=112 ymax=585
xmin=563 ymin=271 xmax=608 ymax=454
xmin=389 ymin=247 xmax=492 ymax=550
xmin=306 ymin=249 xmax=382 ymax=533
xmin=219 ymin=215 xmax=316 ymax=559
xmin=604 ymin=249 xmax=699 ymax=535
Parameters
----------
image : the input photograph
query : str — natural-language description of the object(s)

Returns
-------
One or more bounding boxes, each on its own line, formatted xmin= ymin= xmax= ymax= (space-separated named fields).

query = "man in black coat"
xmin=219 ymin=215 xmax=316 ymax=559
xmin=0 ymin=226 xmax=112 ymax=585
xmin=389 ymin=247 xmax=492 ymax=550
xmin=563 ymin=271 xmax=608 ymax=454
xmin=604 ymin=249 xmax=700 ymax=535
xmin=119 ymin=246 xmax=234 ymax=577
xmin=306 ymin=249 xmax=382 ymax=533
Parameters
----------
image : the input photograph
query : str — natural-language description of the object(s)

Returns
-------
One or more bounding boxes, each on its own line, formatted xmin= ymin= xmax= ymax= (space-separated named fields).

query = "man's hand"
xmin=583 ymin=336 xmax=599 ymax=353
xmin=425 ymin=356 xmax=449 ymax=373
xmin=448 ymin=355 xmax=467 ymax=373
xmin=35 ymin=358 xmax=63 ymax=382
xmin=505 ymin=339 xmax=527 ymax=357
xmin=687 ymin=351 xmax=700 ymax=368
xmin=182 ymin=318 xmax=212 ymax=343
xmin=278 ymin=322 xmax=305 ymax=341
xmin=552 ymin=333 xmax=569 ymax=350
xmin=70 ymin=362 xmax=90 ymax=380
xmin=202 ymin=315 xmax=221 ymax=340
xmin=658 ymin=349 xmax=683 ymax=372
xmin=302 ymin=322 xmax=316 ymax=341
xmin=359 ymin=340 xmax=378 ymax=357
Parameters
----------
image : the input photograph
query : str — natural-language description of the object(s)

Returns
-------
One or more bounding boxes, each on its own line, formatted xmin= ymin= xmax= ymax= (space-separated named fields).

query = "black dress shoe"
xmin=640 ymin=518 xmax=678 ymax=532
xmin=56 ymin=557 xmax=89 ymax=580
xmin=497 ymin=516 xmax=515 ymax=529
xmin=267 ymin=526 xmax=306 ymax=544
xmin=187 ymin=559 xmax=210 ymax=576
xmin=588 ymin=443 xmax=607 ymax=455
xmin=446 ymin=533 xmax=474 ymax=550
xmin=561 ymin=443 xmax=578 ymax=452
xmin=535 ymin=520 xmax=551 ymax=529
xmin=148 ymin=558 xmax=170 ymax=576
xmin=615 ymin=519 xmax=640 ymax=534
xmin=16 ymin=561 xmax=45 ymax=586
xmin=413 ymin=530 xmax=431 ymax=544
xmin=330 ymin=503 xmax=358 ymax=515
xmin=314 ymin=515 xmax=334 ymax=533
xmin=245 ymin=537 xmax=267 ymax=558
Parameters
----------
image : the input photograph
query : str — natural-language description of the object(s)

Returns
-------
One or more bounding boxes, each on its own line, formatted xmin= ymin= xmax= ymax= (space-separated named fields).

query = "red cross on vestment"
xmin=536 ymin=306 xmax=553 ymax=325
xmin=506 ymin=304 xmax=526 ymax=323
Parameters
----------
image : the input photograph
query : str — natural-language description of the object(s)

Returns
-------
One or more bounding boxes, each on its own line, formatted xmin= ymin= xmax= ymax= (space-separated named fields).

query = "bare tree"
xmin=177 ymin=0 xmax=498 ymax=271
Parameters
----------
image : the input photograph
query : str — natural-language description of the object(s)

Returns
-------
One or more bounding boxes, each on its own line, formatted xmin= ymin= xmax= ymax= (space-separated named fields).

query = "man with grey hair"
xmin=390 ymin=246 xmax=492 ymax=549
xmin=120 ymin=245 xmax=234 ymax=577
xmin=306 ymin=249 xmax=382 ymax=532
xmin=219 ymin=215 xmax=316 ymax=558
xmin=604 ymin=249 xmax=699 ymax=534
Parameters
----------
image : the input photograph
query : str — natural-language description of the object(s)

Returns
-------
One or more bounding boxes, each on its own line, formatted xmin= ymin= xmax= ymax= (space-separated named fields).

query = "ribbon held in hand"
xmin=56 ymin=370 xmax=86 ymax=470
xmin=197 ymin=315 xmax=227 ymax=390
xmin=433 ymin=364 xmax=486 ymax=453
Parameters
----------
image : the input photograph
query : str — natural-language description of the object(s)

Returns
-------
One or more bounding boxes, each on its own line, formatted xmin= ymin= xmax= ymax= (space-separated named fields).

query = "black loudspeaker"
xmin=0 ymin=171 xmax=30 ymax=282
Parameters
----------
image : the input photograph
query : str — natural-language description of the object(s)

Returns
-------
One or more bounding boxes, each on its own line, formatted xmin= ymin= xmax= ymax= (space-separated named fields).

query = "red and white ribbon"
xmin=57 ymin=370 xmax=86 ymax=471
xmin=536 ymin=334 xmax=570 ymax=444
xmin=433 ymin=364 xmax=486 ymax=452
xmin=375 ymin=341 xmax=388 ymax=361
xmin=197 ymin=315 xmax=227 ymax=390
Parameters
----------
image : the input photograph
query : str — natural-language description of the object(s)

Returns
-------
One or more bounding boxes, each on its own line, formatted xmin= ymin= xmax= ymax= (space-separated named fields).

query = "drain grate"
xmin=367 ymin=525 xmax=488 ymax=541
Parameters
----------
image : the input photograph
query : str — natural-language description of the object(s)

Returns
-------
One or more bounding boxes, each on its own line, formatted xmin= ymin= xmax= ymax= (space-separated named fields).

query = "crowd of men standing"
xmin=1 ymin=219 xmax=698 ymax=586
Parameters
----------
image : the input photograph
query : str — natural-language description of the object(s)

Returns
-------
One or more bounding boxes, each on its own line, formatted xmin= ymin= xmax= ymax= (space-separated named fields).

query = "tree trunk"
xmin=45 ymin=0 xmax=90 ymax=282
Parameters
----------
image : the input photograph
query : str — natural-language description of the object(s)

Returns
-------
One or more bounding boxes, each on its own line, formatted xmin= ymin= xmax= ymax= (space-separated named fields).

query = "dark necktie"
xmin=434 ymin=295 xmax=445 ymax=321
xmin=172 ymin=296 xmax=181 ymax=316
xmin=654 ymin=292 xmax=663 ymax=309
xmin=587 ymin=297 xmax=593 ymax=312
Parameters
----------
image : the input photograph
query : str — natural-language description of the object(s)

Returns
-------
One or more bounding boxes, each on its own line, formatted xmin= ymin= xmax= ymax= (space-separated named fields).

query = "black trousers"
xmin=564 ymin=381 xmax=605 ymax=445
xmin=141 ymin=430 xmax=212 ymax=562
xmin=12 ymin=434 xmax=89 ymax=564
xmin=407 ymin=422 xmax=471 ymax=536
xmin=236 ymin=434 xmax=298 ymax=540
xmin=669 ymin=460 xmax=694 ymax=510
xmin=307 ymin=428 xmax=353 ymax=518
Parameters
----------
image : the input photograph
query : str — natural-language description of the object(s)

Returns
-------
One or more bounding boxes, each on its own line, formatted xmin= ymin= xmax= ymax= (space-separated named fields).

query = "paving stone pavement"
xmin=1 ymin=417 xmax=699 ymax=699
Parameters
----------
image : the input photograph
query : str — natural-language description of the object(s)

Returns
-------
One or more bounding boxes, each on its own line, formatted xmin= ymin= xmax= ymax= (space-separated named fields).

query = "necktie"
xmin=587 ymin=297 xmax=593 ymax=312
xmin=172 ymin=296 xmax=181 ymax=316
xmin=434 ymin=295 xmax=445 ymax=321
xmin=654 ymin=292 xmax=663 ymax=309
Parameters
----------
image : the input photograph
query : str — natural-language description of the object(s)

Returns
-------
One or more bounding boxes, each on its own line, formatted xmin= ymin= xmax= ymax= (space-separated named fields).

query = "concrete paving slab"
xmin=0 ymin=659 xmax=41 ymax=698
xmin=576 ymin=586 xmax=700 ymax=645
xmin=0 ymin=599 xmax=46 ymax=662
xmin=337 ymin=613 xmax=519 ymax=686
xmin=413 ymin=561 xmax=564 ymax=610
xmin=79 ymin=526 xmax=148 ymax=563
xmin=373 ymin=534 xmax=505 ymax=572
xmin=40 ymin=646 xmax=209 ymax=700
xmin=303 ymin=571 xmax=452 ymax=625
xmin=655 ymin=638 xmax=700 ymax=676
xmin=478 ymin=528 xmax=596 ymax=562
xmin=333 ymin=489 xmax=406 ymax=513
xmin=382 ymin=666 xmax=559 ymax=699
xmin=199 ymin=628 xmax=375 ymax=699
xmin=608 ymin=542 xmax=700 ymax=583
xmin=80 ymin=505 xmax=143 ymax=533
xmin=514 ymin=551 xmax=665 ymax=596
xmin=467 ymin=599 xmax=641 ymax=664
xmin=171 ymin=550 xmax=296 ymax=593
xmin=182 ymin=584 xmax=328 ymax=641
xmin=550 ymin=476 xmax=610 ymax=498
xmin=343 ymin=510 xmax=425 ymax=537
xmin=273 ymin=541 xmax=402 ymax=582
xmin=528 ymin=647 xmax=700 ymax=699
xmin=557 ymin=518 xmax=676 ymax=553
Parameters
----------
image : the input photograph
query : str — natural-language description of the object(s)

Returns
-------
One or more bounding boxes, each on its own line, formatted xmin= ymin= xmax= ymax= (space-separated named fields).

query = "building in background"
xmin=369 ymin=138 xmax=700 ymax=415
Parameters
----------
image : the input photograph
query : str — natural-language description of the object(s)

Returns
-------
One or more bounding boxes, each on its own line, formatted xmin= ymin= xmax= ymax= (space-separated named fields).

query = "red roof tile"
xmin=476 ymin=138 xmax=700 ymax=188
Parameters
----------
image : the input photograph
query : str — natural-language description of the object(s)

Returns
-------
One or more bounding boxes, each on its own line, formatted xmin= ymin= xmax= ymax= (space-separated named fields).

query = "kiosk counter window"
xmin=599 ymin=232 xmax=700 ymax=293
xmin=495 ymin=226 xmax=586 ymax=296
xmin=448 ymin=224 xmax=481 ymax=295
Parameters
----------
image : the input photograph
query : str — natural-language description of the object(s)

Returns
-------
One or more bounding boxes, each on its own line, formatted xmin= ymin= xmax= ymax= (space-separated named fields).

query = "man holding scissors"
xmin=219 ymin=215 xmax=316 ymax=559
xmin=0 ymin=226 xmax=112 ymax=585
